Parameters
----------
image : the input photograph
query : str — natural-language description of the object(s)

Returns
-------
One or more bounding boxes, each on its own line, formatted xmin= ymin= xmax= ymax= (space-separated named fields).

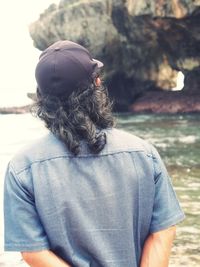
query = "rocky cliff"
xmin=29 ymin=0 xmax=200 ymax=112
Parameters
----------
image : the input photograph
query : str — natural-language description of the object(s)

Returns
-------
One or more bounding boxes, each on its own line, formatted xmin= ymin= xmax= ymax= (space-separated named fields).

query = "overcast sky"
xmin=0 ymin=0 xmax=60 ymax=106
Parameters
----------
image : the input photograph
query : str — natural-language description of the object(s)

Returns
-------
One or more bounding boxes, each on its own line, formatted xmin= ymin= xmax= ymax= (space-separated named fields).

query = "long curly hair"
xmin=31 ymin=75 xmax=115 ymax=155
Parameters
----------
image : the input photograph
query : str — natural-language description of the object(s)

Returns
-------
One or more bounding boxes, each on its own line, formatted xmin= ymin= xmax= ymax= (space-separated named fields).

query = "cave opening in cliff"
xmin=172 ymin=71 xmax=184 ymax=91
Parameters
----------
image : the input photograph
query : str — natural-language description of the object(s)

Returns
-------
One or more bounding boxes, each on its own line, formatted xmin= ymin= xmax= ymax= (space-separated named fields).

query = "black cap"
xmin=35 ymin=40 xmax=103 ymax=97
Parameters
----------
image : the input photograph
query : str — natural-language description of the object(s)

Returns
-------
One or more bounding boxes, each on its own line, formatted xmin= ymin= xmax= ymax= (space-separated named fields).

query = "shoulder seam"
xmin=8 ymin=162 xmax=27 ymax=189
xmin=14 ymin=148 xmax=150 ymax=175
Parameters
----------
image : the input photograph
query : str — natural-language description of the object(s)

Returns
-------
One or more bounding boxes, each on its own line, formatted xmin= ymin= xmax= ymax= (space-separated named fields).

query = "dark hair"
xmin=31 ymin=76 xmax=115 ymax=155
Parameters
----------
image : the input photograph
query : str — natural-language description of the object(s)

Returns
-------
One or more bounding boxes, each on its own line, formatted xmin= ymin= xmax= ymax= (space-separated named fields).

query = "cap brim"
xmin=93 ymin=58 xmax=104 ymax=68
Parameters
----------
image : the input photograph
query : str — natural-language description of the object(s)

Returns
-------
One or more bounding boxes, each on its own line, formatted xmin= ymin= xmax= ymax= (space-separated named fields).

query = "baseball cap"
xmin=35 ymin=40 xmax=103 ymax=97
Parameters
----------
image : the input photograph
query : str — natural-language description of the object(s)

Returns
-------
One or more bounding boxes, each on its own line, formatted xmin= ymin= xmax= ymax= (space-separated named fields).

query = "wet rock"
xmin=130 ymin=90 xmax=200 ymax=114
xmin=29 ymin=0 xmax=200 ymax=112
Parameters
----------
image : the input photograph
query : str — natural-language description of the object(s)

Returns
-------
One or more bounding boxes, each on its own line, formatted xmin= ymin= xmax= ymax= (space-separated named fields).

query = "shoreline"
xmin=1 ymin=108 xmax=200 ymax=115
xmin=130 ymin=90 xmax=200 ymax=114
xmin=0 ymin=105 xmax=31 ymax=115
xmin=1 ymin=91 xmax=200 ymax=115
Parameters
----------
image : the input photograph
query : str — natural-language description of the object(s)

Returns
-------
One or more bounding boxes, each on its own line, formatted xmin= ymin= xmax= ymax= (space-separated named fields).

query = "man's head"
xmin=33 ymin=40 xmax=114 ymax=155
xmin=35 ymin=40 xmax=103 ymax=97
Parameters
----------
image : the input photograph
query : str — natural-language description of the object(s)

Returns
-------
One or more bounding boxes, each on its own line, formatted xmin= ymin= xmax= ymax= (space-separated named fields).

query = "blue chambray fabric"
xmin=4 ymin=128 xmax=185 ymax=267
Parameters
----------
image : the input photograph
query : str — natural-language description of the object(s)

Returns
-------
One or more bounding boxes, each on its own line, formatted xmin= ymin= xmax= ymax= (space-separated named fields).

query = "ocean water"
xmin=116 ymin=113 xmax=200 ymax=267
xmin=0 ymin=113 xmax=199 ymax=266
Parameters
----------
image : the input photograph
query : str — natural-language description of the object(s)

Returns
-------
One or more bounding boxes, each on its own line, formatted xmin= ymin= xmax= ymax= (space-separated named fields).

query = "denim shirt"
xmin=4 ymin=128 xmax=185 ymax=267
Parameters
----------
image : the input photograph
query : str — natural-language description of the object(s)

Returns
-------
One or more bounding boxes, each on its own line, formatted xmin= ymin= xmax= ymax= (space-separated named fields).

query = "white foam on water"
xmin=178 ymin=135 xmax=198 ymax=144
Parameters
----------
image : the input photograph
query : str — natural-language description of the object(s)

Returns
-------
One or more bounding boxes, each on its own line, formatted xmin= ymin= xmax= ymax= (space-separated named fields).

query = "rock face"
xmin=29 ymin=0 xmax=200 ymax=112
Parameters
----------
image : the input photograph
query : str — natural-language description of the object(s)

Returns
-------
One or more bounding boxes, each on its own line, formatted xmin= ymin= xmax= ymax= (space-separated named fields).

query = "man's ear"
xmin=94 ymin=77 xmax=101 ymax=87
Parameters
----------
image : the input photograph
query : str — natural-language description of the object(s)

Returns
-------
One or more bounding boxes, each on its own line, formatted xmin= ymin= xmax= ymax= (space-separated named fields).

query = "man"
xmin=4 ymin=40 xmax=185 ymax=267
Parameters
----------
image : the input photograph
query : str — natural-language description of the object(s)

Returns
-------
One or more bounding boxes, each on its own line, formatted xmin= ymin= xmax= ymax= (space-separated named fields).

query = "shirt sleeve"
xmin=4 ymin=163 xmax=50 ymax=251
xmin=149 ymin=145 xmax=185 ymax=233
